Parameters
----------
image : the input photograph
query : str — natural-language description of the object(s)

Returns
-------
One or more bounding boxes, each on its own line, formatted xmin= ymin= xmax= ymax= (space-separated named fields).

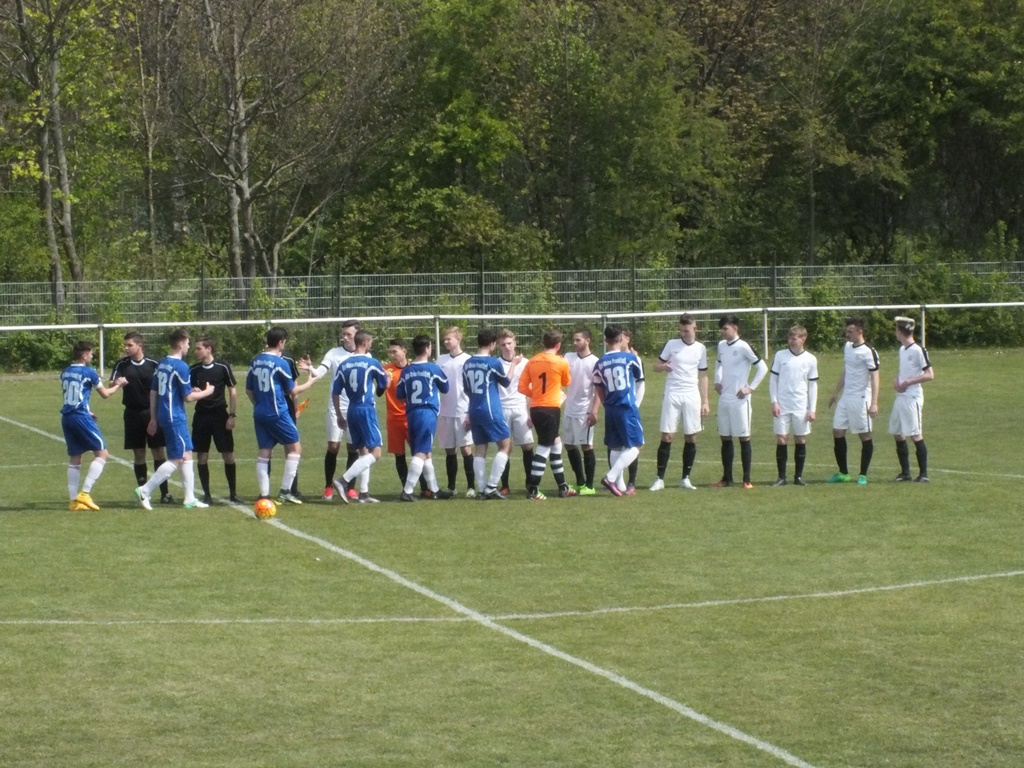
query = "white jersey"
xmin=769 ymin=348 xmax=819 ymax=415
xmin=658 ymin=338 xmax=707 ymax=396
xmin=437 ymin=351 xmax=471 ymax=418
xmin=841 ymin=342 xmax=880 ymax=401
xmin=498 ymin=355 xmax=528 ymax=409
xmin=314 ymin=345 xmax=352 ymax=411
xmin=563 ymin=352 xmax=598 ymax=418
xmin=715 ymin=338 xmax=767 ymax=402
xmin=897 ymin=342 xmax=930 ymax=402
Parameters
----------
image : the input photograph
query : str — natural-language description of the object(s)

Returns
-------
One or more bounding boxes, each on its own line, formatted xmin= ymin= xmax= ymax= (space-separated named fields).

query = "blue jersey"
xmin=463 ymin=355 xmax=511 ymax=424
xmin=333 ymin=354 xmax=388 ymax=409
xmin=152 ymin=356 xmax=192 ymax=426
xmin=60 ymin=364 xmax=100 ymax=416
xmin=594 ymin=350 xmax=644 ymax=409
xmin=247 ymin=352 xmax=295 ymax=420
xmin=396 ymin=361 xmax=449 ymax=414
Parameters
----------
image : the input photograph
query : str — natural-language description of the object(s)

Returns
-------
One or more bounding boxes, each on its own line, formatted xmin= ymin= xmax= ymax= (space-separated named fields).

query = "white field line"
xmin=2 ymin=413 xmax=821 ymax=768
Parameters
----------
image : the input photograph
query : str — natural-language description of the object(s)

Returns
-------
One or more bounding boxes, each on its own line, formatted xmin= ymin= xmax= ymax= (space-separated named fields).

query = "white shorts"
xmin=502 ymin=405 xmax=534 ymax=446
xmin=562 ymin=414 xmax=594 ymax=446
xmin=888 ymin=397 xmax=923 ymax=438
xmin=774 ymin=412 xmax=812 ymax=437
xmin=660 ymin=390 xmax=703 ymax=435
xmin=833 ymin=397 xmax=872 ymax=434
xmin=437 ymin=415 xmax=472 ymax=450
xmin=325 ymin=400 xmax=347 ymax=444
xmin=717 ymin=398 xmax=751 ymax=438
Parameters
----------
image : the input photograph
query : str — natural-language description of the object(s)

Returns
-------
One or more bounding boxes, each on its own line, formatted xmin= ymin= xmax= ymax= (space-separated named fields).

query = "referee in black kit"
xmin=189 ymin=335 xmax=242 ymax=504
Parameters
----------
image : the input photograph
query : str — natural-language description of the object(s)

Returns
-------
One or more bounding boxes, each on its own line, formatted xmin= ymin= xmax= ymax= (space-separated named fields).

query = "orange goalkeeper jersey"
xmin=383 ymin=363 xmax=407 ymax=419
xmin=518 ymin=352 xmax=571 ymax=408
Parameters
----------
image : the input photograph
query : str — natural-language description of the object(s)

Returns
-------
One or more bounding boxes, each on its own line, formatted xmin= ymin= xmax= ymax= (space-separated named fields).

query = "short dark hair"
xmin=573 ymin=327 xmax=592 ymax=341
xmin=73 ymin=340 xmax=93 ymax=360
xmin=845 ymin=317 xmax=865 ymax=332
xmin=718 ymin=314 xmax=740 ymax=329
xmin=388 ymin=338 xmax=406 ymax=349
xmin=169 ymin=328 xmax=190 ymax=347
xmin=679 ymin=314 xmax=695 ymax=326
xmin=123 ymin=331 xmax=144 ymax=346
xmin=195 ymin=334 xmax=216 ymax=353
xmin=266 ymin=326 xmax=288 ymax=348
xmin=342 ymin=319 xmax=361 ymax=331
xmin=412 ymin=334 xmax=432 ymax=356
xmin=604 ymin=325 xmax=623 ymax=343
xmin=353 ymin=329 xmax=373 ymax=348
xmin=542 ymin=329 xmax=563 ymax=349
xmin=477 ymin=327 xmax=498 ymax=348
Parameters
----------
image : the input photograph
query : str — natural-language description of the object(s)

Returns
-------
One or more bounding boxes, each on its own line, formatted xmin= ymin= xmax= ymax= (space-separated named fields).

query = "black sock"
xmin=721 ymin=440 xmax=734 ymax=482
xmin=566 ymin=446 xmax=585 ymax=486
xmin=346 ymin=449 xmax=358 ymax=471
xmin=914 ymin=440 xmax=928 ymax=477
xmin=501 ymin=454 xmax=512 ymax=491
xmin=794 ymin=443 xmax=806 ymax=479
xmin=290 ymin=470 xmax=300 ymax=495
xmin=740 ymin=440 xmax=752 ymax=483
xmin=859 ymin=439 xmax=874 ymax=476
xmin=656 ymin=440 xmax=671 ymax=479
xmin=225 ymin=462 xmax=237 ymax=496
xmin=551 ymin=452 xmax=568 ymax=488
xmin=682 ymin=442 xmax=696 ymax=479
xmin=896 ymin=440 xmax=911 ymax=475
xmin=395 ymin=454 xmax=408 ymax=485
xmin=133 ymin=462 xmax=148 ymax=486
xmin=324 ymin=451 xmax=338 ymax=489
xmin=154 ymin=459 xmax=169 ymax=498
xmin=528 ymin=451 xmax=548 ymax=489
xmin=583 ymin=448 xmax=596 ymax=487
xmin=198 ymin=463 xmax=211 ymax=496
xmin=463 ymin=453 xmax=475 ymax=489
xmin=522 ymin=448 xmax=534 ymax=486
xmin=446 ymin=453 xmax=458 ymax=490
xmin=776 ymin=444 xmax=788 ymax=479
xmin=834 ymin=437 xmax=849 ymax=475
xmin=628 ymin=457 xmax=639 ymax=486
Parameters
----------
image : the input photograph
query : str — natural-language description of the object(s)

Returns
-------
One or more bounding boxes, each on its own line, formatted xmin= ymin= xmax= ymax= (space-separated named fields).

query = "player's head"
xmin=412 ymin=334 xmax=432 ymax=359
xmin=678 ymin=314 xmax=697 ymax=343
xmin=168 ymin=327 xmax=190 ymax=353
xmin=123 ymin=331 xmax=144 ymax=359
xmin=388 ymin=338 xmax=407 ymax=366
xmin=477 ymin=327 xmax=499 ymax=350
xmin=718 ymin=314 xmax=740 ymax=340
xmin=353 ymin=329 xmax=373 ymax=352
xmin=497 ymin=329 xmax=516 ymax=358
xmin=844 ymin=317 xmax=865 ymax=343
xmin=266 ymin=326 xmax=288 ymax=350
xmin=604 ymin=324 xmax=624 ymax=348
xmin=787 ymin=325 xmax=808 ymax=352
xmin=572 ymin=328 xmax=591 ymax=354
xmin=341 ymin=320 xmax=361 ymax=351
xmin=443 ymin=326 xmax=463 ymax=353
xmin=541 ymin=329 xmax=562 ymax=351
xmin=195 ymin=335 xmax=216 ymax=361
xmin=72 ymin=340 xmax=93 ymax=362
xmin=894 ymin=316 xmax=916 ymax=341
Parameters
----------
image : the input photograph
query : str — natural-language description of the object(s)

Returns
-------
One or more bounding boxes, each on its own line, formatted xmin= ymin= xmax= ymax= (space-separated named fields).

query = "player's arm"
xmin=868 ymin=367 xmax=880 ymax=417
xmin=741 ymin=358 xmax=768 ymax=397
xmin=769 ymin=364 xmax=780 ymax=417
xmin=714 ymin=356 xmax=723 ymax=394
xmin=806 ymin=378 xmax=818 ymax=421
xmin=516 ymin=364 xmax=533 ymax=397
xmin=96 ymin=375 xmax=128 ymax=399
xmin=698 ymin=369 xmax=710 ymax=416
xmin=588 ymin=379 xmax=605 ymax=425
xmin=828 ymin=371 xmax=845 ymax=408
xmin=146 ymin=389 xmax=159 ymax=435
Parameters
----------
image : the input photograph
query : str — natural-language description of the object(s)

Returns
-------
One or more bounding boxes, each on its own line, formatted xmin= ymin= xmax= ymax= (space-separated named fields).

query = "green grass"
xmin=0 ymin=348 xmax=1022 ymax=767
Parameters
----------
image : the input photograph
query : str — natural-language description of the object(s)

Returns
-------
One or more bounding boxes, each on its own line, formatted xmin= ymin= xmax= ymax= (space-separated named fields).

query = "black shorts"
xmin=530 ymin=406 xmax=562 ymax=446
xmin=123 ymin=409 xmax=165 ymax=450
xmin=192 ymin=409 xmax=235 ymax=454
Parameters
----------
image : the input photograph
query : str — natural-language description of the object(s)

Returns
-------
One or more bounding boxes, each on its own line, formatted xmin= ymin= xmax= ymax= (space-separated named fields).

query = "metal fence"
xmin=3 ymin=261 xmax=1023 ymax=325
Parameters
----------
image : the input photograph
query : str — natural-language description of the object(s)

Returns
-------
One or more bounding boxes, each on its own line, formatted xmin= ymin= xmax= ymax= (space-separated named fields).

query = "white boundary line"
xmin=1 ymin=413 xmax=822 ymax=768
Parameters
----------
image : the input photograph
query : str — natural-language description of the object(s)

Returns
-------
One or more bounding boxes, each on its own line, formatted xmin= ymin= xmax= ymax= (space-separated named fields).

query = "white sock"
xmin=423 ymin=460 xmax=439 ymax=493
xmin=611 ymin=447 xmax=639 ymax=485
xmin=344 ymin=453 xmax=377 ymax=483
xmin=404 ymin=456 xmax=425 ymax=494
xmin=143 ymin=461 xmax=177 ymax=496
xmin=256 ymin=457 xmax=271 ymax=497
xmin=82 ymin=457 xmax=106 ymax=493
xmin=281 ymin=453 xmax=300 ymax=494
xmin=67 ymin=464 xmax=81 ymax=499
xmin=358 ymin=468 xmax=370 ymax=494
xmin=181 ymin=459 xmax=196 ymax=503
xmin=606 ymin=449 xmax=622 ymax=482
xmin=488 ymin=452 xmax=509 ymax=490
xmin=473 ymin=456 xmax=487 ymax=493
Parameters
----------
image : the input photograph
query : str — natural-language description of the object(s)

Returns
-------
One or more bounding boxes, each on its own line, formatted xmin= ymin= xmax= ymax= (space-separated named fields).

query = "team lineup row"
xmin=57 ymin=313 xmax=933 ymax=511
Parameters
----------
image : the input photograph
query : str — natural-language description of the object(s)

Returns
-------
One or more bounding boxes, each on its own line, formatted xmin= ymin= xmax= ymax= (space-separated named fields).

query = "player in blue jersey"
xmin=331 ymin=330 xmax=390 ymax=503
xmin=395 ymin=335 xmax=449 ymax=502
xmin=133 ymin=329 xmax=215 ymax=510
xmin=590 ymin=325 xmax=646 ymax=497
xmin=61 ymin=341 xmax=129 ymax=511
xmin=463 ymin=328 xmax=513 ymax=500
xmin=246 ymin=326 xmax=316 ymax=505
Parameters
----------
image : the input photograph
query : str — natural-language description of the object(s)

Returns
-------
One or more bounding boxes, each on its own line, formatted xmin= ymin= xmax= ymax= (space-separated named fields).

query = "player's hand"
xmin=714 ymin=383 xmax=723 ymax=395
xmin=146 ymin=419 xmax=158 ymax=436
xmin=807 ymin=411 xmax=816 ymax=422
xmin=737 ymin=386 xmax=751 ymax=399
xmin=587 ymin=412 xmax=597 ymax=426
xmin=336 ymin=415 xmax=347 ymax=430
xmin=113 ymin=376 xmax=128 ymax=388
xmin=463 ymin=418 xmax=471 ymax=431
xmin=771 ymin=403 xmax=781 ymax=417
xmin=299 ymin=356 xmax=313 ymax=371
xmin=700 ymin=402 xmax=710 ymax=417
xmin=828 ymin=394 xmax=837 ymax=409
xmin=868 ymin=404 xmax=878 ymax=418
xmin=226 ymin=414 xmax=236 ymax=430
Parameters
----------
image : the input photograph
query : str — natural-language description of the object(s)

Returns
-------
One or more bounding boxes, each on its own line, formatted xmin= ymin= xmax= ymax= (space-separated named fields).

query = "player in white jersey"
xmin=436 ymin=326 xmax=475 ymax=498
xmin=827 ymin=317 xmax=880 ymax=485
xmin=712 ymin=314 xmax=768 ymax=488
xmin=888 ymin=316 xmax=934 ymax=482
xmin=307 ymin=319 xmax=359 ymax=500
xmin=496 ymin=329 xmax=534 ymax=495
xmin=563 ymin=328 xmax=599 ymax=494
xmin=650 ymin=314 xmax=709 ymax=491
xmin=768 ymin=325 xmax=819 ymax=486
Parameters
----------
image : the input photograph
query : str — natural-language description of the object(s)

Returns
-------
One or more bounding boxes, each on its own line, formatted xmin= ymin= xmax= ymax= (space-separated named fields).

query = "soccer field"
xmin=0 ymin=349 xmax=1021 ymax=767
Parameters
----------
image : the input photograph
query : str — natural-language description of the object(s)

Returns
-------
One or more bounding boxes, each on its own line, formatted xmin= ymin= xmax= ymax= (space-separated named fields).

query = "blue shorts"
xmin=62 ymin=412 xmax=105 ymax=456
xmin=603 ymin=406 xmax=644 ymax=449
xmin=160 ymin=418 xmax=194 ymax=460
xmin=254 ymin=414 xmax=300 ymax=450
xmin=470 ymin=417 xmax=511 ymax=446
xmin=407 ymin=409 xmax=438 ymax=455
xmin=347 ymin=406 xmax=383 ymax=450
